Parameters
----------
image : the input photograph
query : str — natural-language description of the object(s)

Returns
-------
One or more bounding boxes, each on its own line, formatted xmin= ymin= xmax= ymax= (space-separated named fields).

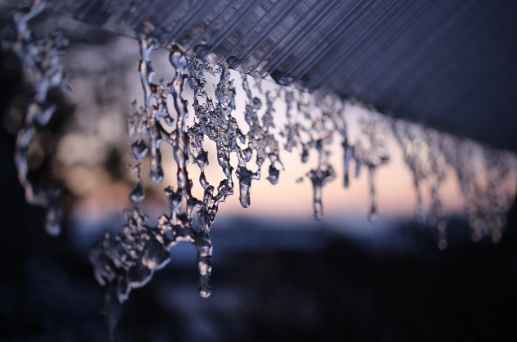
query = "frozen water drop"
xmin=149 ymin=167 xmax=164 ymax=185
xmin=368 ymin=208 xmax=378 ymax=222
xmin=242 ymin=147 xmax=253 ymax=162
xmin=301 ymin=147 xmax=309 ymax=163
xmin=169 ymin=44 xmax=188 ymax=71
xmin=199 ymin=290 xmax=211 ymax=298
xmin=367 ymin=166 xmax=378 ymax=222
xmin=266 ymin=164 xmax=280 ymax=185
xmin=307 ymin=166 xmax=336 ymax=221
xmin=131 ymin=140 xmax=148 ymax=161
xmin=271 ymin=70 xmax=296 ymax=86
xmin=149 ymin=143 xmax=164 ymax=184
xmin=129 ymin=182 xmax=145 ymax=203
xmin=252 ymin=97 xmax=262 ymax=110
xmin=236 ymin=166 xmax=254 ymax=208
xmin=226 ymin=55 xmax=242 ymax=69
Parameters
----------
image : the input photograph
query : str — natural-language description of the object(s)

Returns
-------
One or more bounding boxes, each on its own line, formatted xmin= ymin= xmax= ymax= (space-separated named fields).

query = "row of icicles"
xmin=6 ymin=1 xmax=517 ymax=337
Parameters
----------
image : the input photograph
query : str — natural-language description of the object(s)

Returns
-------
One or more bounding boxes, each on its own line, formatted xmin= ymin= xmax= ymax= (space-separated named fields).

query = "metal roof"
xmin=8 ymin=0 xmax=517 ymax=151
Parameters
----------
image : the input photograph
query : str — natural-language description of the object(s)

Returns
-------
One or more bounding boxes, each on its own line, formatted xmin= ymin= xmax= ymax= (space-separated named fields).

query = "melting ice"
xmin=6 ymin=4 xmax=517 ymax=338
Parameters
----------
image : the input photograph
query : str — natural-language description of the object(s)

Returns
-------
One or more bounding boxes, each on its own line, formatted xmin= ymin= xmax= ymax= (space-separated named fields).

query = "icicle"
xmin=236 ymin=165 xmax=258 ymax=208
xmin=439 ymin=136 xmax=480 ymax=241
xmin=89 ymin=206 xmax=172 ymax=340
xmin=367 ymin=166 xmax=378 ymax=222
xmin=323 ymin=99 xmax=355 ymax=189
xmin=392 ymin=120 xmax=427 ymax=222
xmin=390 ymin=119 xmax=516 ymax=247
xmin=354 ymin=112 xmax=390 ymax=221
xmin=307 ymin=166 xmax=336 ymax=220
xmin=239 ymin=73 xmax=283 ymax=201
xmin=92 ymin=38 xmax=292 ymax=312
xmin=425 ymin=129 xmax=448 ymax=248
xmin=477 ymin=147 xmax=512 ymax=243
xmin=304 ymin=132 xmax=336 ymax=220
xmin=4 ymin=5 xmax=517 ymax=340
xmin=5 ymin=0 xmax=69 ymax=236
xmin=280 ymin=92 xmax=393 ymax=220
xmin=342 ymin=138 xmax=355 ymax=188
xmin=90 ymin=39 xmax=210 ymax=332
xmin=293 ymin=94 xmax=337 ymax=220
xmin=80 ymin=29 xmax=517 ymax=342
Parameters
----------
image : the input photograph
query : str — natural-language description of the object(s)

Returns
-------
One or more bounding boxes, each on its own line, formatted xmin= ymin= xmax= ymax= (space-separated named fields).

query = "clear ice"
xmin=439 ymin=135 xmax=513 ymax=244
xmin=393 ymin=121 xmax=429 ymax=223
xmin=5 ymin=3 xmax=517 ymax=337
xmin=4 ymin=0 xmax=70 ymax=236
xmin=354 ymin=112 xmax=390 ymax=221
xmin=89 ymin=36 xmax=371 ymax=327
xmin=392 ymin=119 xmax=515 ymax=247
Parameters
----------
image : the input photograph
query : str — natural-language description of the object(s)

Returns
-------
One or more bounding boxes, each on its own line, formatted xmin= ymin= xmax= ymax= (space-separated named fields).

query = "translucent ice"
xmin=392 ymin=118 xmax=515 ymax=246
xmin=91 ymin=37 xmax=290 ymax=316
xmin=308 ymin=166 xmax=336 ymax=220
xmin=80 ymin=28 xmax=517 ymax=341
xmin=7 ymin=0 xmax=70 ymax=236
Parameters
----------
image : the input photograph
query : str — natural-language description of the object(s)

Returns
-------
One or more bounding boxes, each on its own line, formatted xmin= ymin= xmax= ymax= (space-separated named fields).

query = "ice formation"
xmin=285 ymin=92 xmax=337 ymax=221
xmin=393 ymin=121 xmax=449 ymax=247
xmin=392 ymin=120 xmax=515 ymax=247
xmin=89 ymin=38 xmax=217 ymax=308
xmin=355 ymin=112 xmax=391 ymax=221
xmin=5 ymin=2 xmax=517 ymax=337
xmin=87 ymin=37 xmax=376 ymax=326
xmin=440 ymin=135 xmax=513 ymax=244
xmin=3 ymin=0 xmax=69 ymax=236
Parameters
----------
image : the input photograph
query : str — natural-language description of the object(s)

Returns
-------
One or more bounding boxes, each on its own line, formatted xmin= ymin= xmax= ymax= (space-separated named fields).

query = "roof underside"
xmin=8 ymin=0 xmax=517 ymax=151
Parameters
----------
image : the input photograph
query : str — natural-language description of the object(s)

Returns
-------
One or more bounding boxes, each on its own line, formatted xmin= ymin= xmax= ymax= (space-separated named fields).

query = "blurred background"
xmin=1 ymin=3 xmax=517 ymax=342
